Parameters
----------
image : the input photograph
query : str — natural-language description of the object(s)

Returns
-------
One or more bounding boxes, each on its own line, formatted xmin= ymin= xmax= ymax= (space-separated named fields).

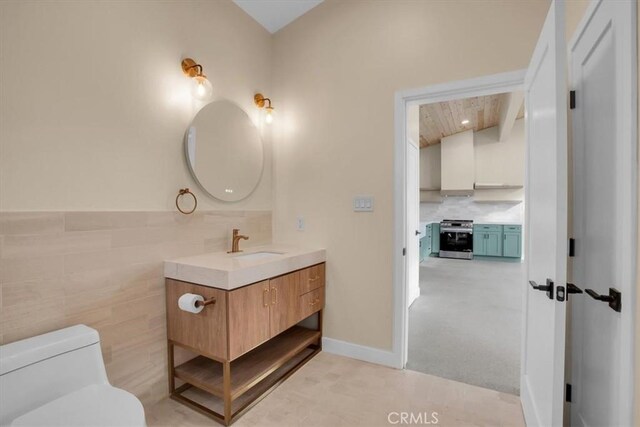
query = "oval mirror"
xmin=185 ymin=100 xmax=263 ymax=202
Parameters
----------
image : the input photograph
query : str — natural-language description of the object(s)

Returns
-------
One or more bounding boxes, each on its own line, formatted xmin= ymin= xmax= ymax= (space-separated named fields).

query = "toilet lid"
xmin=11 ymin=384 xmax=145 ymax=427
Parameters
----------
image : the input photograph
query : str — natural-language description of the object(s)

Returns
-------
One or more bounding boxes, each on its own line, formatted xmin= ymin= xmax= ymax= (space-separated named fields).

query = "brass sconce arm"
xmin=254 ymin=93 xmax=272 ymax=109
xmin=181 ymin=58 xmax=205 ymax=77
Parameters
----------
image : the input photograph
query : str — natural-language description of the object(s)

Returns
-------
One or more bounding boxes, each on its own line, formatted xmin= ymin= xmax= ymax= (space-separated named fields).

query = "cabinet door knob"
xmin=309 ymin=276 xmax=321 ymax=283
xmin=271 ymin=287 xmax=277 ymax=305
xmin=263 ymin=288 xmax=269 ymax=307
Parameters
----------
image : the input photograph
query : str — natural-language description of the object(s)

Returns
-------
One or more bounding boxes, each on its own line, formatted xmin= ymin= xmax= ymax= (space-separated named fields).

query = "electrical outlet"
xmin=296 ymin=216 xmax=305 ymax=231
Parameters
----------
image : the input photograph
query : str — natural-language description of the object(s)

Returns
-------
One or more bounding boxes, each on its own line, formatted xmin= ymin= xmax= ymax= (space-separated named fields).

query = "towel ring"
xmin=176 ymin=188 xmax=197 ymax=215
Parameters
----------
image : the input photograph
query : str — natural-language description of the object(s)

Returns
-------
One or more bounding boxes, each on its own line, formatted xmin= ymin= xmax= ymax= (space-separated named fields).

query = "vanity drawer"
xmin=298 ymin=263 xmax=325 ymax=295
xmin=504 ymin=225 xmax=522 ymax=232
xmin=298 ymin=287 xmax=324 ymax=320
xmin=166 ymin=279 xmax=228 ymax=361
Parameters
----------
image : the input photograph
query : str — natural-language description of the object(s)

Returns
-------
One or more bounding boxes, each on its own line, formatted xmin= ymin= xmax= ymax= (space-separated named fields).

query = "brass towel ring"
xmin=176 ymin=188 xmax=197 ymax=215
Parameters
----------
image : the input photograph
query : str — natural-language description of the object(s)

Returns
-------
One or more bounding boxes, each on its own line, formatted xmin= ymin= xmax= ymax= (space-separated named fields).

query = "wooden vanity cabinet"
xmin=166 ymin=262 xmax=325 ymax=426
xmin=166 ymin=279 xmax=228 ymax=360
xmin=268 ymin=271 xmax=300 ymax=338
xmin=227 ymin=280 xmax=270 ymax=360
xmin=299 ymin=286 xmax=325 ymax=320
xmin=298 ymin=263 xmax=325 ymax=295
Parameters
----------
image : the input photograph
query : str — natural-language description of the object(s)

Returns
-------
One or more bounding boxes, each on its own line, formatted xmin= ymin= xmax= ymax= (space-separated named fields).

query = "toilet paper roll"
xmin=178 ymin=293 xmax=205 ymax=314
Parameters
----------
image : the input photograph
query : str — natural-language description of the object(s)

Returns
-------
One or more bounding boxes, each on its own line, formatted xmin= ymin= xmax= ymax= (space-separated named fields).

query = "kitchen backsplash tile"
xmin=421 ymin=198 xmax=524 ymax=224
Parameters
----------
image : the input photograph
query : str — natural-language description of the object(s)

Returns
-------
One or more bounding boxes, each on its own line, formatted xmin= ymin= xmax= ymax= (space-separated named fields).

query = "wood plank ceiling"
xmin=419 ymin=93 xmax=523 ymax=147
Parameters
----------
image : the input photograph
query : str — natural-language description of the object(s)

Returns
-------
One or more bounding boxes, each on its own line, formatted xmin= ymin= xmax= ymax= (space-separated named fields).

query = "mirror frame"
xmin=183 ymin=100 xmax=265 ymax=202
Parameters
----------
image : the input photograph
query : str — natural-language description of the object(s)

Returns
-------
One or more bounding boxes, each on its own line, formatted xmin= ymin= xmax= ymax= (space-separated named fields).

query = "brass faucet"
xmin=228 ymin=228 xmax=249 ymax=253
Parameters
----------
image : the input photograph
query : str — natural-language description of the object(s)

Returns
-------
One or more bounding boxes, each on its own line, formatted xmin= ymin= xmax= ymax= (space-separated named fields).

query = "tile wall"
xmin=0 ymin=210 xmax=271 ymax=404
xmin=420 ymin=198 xmax=524 ymax=224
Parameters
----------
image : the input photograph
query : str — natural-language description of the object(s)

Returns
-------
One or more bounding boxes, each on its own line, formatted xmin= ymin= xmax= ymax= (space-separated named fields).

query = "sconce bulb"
xmin=190 ymin=75 xmax=213 ymax=101
xmin=265 ymin=107 xmax=274 ymax=124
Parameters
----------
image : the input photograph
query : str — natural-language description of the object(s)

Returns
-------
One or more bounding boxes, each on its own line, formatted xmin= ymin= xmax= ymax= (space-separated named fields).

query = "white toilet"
xmin=0 ymin=325 xmax=146 ymax=426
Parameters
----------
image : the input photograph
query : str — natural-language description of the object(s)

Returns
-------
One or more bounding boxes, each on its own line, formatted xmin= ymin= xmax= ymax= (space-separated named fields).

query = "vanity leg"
xmin=318 ymin=309 xmax=324 ymax=350
xmin=167 ymin=342 xmax=175 ymax=393
xmin=223 ymin=360 xmax=232 ymax=425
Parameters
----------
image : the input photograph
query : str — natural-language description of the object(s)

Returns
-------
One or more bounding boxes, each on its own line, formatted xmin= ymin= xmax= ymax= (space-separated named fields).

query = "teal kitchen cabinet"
xmin=430 ymin=223 xmax=440 ymax=254
xmin=420 ymin=223 xmax=440 ymax=259
xmin=420 ymin=236 xmax=428 ymax=262
xmin=473 ymin=224 xmax=503 ymax=257
xmin=502 ymin=225 xmax=522 ymax=258
xmin=425 ymin=224 xmax=433 ymax=254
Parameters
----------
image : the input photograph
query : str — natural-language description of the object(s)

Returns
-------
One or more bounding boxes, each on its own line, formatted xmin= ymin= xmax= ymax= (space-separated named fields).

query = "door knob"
xmin=529 ymin=279 xmax=554 ymax=300
xmin=584 ymin=287 xmax=621 ymax=312
xmin=566 ymin=283 xmax=583 ymax=301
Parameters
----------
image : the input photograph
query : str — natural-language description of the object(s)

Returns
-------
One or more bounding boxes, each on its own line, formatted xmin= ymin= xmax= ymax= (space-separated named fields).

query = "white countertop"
xmin=164 ymin=244 xmax=326 ymax=290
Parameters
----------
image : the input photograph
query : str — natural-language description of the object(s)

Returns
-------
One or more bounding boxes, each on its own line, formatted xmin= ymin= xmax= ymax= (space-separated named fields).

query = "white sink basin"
xmin=234 ymin=251 xmax=285 ymax=261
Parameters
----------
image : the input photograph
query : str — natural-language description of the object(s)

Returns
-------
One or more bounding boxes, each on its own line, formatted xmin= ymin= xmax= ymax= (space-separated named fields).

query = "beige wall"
xmin=0 ymin=0 xmax=272 ymax=211
xmin=271 ymin=0 xmax=551 ymax=349
xmin=0 ymin=0 xmax=275 ymax=408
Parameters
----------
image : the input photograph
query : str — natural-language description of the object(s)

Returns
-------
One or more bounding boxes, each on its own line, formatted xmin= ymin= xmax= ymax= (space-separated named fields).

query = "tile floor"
xmin=146 ymin=352 xmax=525 ymax=427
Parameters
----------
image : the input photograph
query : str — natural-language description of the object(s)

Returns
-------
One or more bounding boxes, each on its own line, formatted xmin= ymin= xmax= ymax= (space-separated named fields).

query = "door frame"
xmin=392 ymin=69 xmax=527 ymax=368
xmin=568 ymin=0 xmax=638 ymax=423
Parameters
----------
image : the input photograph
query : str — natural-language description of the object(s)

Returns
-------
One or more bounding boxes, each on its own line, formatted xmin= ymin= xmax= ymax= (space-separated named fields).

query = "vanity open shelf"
xmin=165 ymin=254 xmax=325 ymax=426
xmin=174 ymin=326 xmax=320 ymax=399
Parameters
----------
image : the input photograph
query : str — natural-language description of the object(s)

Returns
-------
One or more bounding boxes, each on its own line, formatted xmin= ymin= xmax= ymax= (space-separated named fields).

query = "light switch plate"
xmin=296 ymin=216 xmax=305 ymax=231
xmin=353 ymin=196 xmax=374 ymax=212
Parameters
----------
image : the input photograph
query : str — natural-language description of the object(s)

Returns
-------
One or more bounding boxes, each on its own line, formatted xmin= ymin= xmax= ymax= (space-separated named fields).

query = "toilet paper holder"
xmin=195 ymin=297 xmax=216 ymax=308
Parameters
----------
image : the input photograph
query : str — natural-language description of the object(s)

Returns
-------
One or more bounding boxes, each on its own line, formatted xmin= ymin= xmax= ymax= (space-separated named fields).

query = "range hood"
xmin=440 ymin=129 xmax=475 ymax=196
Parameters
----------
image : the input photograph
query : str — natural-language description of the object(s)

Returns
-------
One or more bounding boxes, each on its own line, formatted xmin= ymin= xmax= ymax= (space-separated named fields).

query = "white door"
xmin=520 ymin=1 xmax=568 ymax=426
xmin=406 ymin=139 xmax=420 ymax=309
xmin=569 ymin=1 xmax=637 ymax=425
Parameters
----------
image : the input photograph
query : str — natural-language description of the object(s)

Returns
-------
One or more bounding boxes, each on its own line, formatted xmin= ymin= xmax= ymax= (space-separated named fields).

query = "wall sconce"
xmin=181 ymin=58 xmax=213 ymax=101
xmin=254 ymin=93 xmax=274 ymax=124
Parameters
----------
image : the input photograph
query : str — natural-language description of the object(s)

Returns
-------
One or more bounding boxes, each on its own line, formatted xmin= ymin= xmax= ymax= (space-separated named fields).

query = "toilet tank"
xmin=0 ymin=325 xmax=109 ymax=425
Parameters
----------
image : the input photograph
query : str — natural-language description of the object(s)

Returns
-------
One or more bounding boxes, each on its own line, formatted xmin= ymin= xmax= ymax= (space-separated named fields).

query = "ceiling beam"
xmin=497 ymin=91 xmax=524 ymax=142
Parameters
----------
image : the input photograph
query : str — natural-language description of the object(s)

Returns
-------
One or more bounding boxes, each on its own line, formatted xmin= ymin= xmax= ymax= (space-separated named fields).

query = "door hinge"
xmin=570 ymin=90 xmax=576 ymax=109
xmin=402 ymin=247 xmax=406 ymax=256
xmin=568 ymin=238 xmax=575 ymax=257
xmin=566 ymin=383 xmax=572 ymax=402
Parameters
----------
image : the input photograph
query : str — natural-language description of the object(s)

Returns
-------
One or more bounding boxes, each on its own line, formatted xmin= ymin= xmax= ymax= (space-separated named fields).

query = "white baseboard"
xmin=322 ymin=337 xmax=400 ymax=368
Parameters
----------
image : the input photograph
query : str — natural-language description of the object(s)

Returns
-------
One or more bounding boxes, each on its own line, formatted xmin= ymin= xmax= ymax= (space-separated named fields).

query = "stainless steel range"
xmin=439 ymin=219 xmax=474 ymax=260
